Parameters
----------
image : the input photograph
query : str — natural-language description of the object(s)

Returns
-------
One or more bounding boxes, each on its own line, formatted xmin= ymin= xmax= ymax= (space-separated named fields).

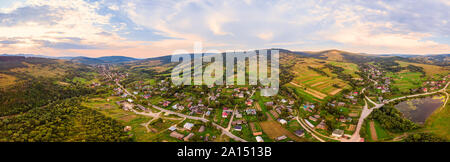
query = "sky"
xmin=0 ymin=0 xmax=449 ymax=58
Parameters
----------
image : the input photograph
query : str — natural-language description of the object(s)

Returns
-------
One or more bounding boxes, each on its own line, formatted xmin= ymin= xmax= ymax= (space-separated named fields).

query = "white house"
xmin=256 ymin=136 xmax=264 ymax=142
xmin=332 ymin=129 xmax=344 ymax=138
xmin=183 ymin=123 xmax=195 ymax=131
xmin=278 ymin=119 xmax=287 ymax=125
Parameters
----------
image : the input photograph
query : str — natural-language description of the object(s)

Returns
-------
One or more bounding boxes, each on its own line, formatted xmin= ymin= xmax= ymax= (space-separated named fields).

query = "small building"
xmin=124 ymin=126 xmax=132 ymax=132
xmin=168 ymin=126 xmax=177 ymax=132
xmin=235 ymin=113 xmax=243 ymax=119
xmin=308 ymin=116 xmax=318 ymax=122
xmin=278 ymin=119 xmax=287 ymax=125
xmin=234 ymin=125 xmax=242 ymax=131
xmin=294 ymin=130 xmax=305 ymax=137
xmin=256 ymin=136 xmax=264 ymax=142
xmin=222 ymin=112 xmax=228 ymax=118
xmin=170 ymin=131 xmax=184 ymax=140
xmin=198 ymin=126 xmax=205 ymax=133
xmin=276 ymin=135 xmax=287 ymax=141
xmin=183 ymin=133 xmax=195 ymax=142
xmin=332 ymin=129 xmax=344 ymax=138
xmin=127 ymin=99 xmax=134 ymax=103
xmin=183 ymin=123 xmax=195 ymax=131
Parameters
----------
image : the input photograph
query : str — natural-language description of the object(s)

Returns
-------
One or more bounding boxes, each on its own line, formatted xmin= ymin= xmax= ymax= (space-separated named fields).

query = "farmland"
xmin=287 ymin=58 xmax=352 ymax=101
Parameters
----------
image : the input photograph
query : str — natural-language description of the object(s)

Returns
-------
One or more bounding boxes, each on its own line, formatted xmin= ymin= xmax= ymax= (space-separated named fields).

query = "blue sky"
xmin=0 ymin=0 xmax=449 ymax=57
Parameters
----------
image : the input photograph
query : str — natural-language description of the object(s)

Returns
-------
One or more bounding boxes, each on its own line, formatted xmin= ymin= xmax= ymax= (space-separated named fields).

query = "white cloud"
xmin=257 ymin=32 xmax=273 ymax=41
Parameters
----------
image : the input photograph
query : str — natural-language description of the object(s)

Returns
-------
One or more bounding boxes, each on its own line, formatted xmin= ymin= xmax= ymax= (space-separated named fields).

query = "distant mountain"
xmin=69 ymin=56 xmax=139 ymax=65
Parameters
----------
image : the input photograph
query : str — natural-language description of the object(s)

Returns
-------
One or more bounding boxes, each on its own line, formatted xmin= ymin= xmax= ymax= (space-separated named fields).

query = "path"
xmin=294 ymin=117 xmax=325 ymax=142
xmin=369 ymin=121 xmax=378 ymax=141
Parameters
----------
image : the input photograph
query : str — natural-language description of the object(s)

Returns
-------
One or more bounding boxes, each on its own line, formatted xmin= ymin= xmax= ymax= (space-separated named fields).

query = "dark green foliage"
xmin=369 ymin=105 xmax=418 ymax=132
xmin=404 ymin=133 xmax=446 ymax=142
xmin=0 ymin=79 xmax=94 ymax=116
xmin=0 ymin=98 xmax=132 ymax=142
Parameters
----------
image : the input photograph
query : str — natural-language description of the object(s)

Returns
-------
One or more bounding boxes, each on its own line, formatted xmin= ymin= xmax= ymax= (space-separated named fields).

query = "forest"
xmin=369 ymin=105 xmax=418 ymax=132
xmin=0 ymin=98 xmax=132 ymax=142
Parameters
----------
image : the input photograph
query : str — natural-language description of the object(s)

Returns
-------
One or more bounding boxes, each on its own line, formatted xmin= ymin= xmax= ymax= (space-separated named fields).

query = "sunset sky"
xmin=0 ymin=0 xmax=449 ymax=58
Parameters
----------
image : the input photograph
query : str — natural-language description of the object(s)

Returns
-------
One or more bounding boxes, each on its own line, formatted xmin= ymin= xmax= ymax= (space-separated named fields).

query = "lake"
xmin=394 ymin=95 xmax=445 ymax=124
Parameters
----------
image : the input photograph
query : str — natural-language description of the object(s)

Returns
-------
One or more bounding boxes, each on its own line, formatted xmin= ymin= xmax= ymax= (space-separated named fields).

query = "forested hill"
xmin=0 ymin=56 xmax=98 ymax=116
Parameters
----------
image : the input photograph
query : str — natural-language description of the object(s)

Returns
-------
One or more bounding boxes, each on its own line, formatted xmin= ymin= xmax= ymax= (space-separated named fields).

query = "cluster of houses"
xmin=421 ymin=80 xmax=447 ymax=92
xmin=168 ymin=123 xmax=212 ymax=142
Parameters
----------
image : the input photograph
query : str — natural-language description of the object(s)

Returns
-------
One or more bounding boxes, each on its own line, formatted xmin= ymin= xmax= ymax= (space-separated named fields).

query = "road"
xmin=294 ymin=117 xmax=325 ymax=142
xmin=344 ymin=81 xmax=450 ymax=142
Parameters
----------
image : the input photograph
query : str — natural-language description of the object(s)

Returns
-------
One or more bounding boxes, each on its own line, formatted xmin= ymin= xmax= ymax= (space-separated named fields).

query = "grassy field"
xmin=10 ymin=62 xmax=67 ymax=78
xmin=385 ymin=71 xmax=425 ymax=93
xmin=259 ymin=120 xmax=306 ymax=142
xmin=396 ymin=61 xmax=449 ymax=78
xmin=81 ymin=96 xmax=187 ymax=142
xmin=424 ymin=99 xmax=450 ymax=140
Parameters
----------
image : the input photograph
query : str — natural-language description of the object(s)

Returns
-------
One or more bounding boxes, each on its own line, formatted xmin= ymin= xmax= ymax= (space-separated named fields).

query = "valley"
xmin=0 ymin=49 xmax=449 ymax=142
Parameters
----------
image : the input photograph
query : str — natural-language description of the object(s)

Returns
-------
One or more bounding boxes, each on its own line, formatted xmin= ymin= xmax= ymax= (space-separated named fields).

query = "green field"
xmin=386 ymin=71 xmax=425 ymax=93
xmin=424 ymin=100 xmax=450 ymax=140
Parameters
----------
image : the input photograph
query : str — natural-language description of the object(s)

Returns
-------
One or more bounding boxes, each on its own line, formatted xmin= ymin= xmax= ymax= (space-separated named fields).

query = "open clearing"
xmin=259 ymin=120 xmax=304 ymax=142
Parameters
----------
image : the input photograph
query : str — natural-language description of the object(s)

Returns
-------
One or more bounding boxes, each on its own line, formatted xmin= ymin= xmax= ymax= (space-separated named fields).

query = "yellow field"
xmin=396 ymin=61 xmax=449 ymax=77
xmin=288 ymin=57 xmax=351 ymax=99
xmin=10 ymin=62 xmax=67 ymax=78
xmin=0 ymin=73 xmax=17 ymax=88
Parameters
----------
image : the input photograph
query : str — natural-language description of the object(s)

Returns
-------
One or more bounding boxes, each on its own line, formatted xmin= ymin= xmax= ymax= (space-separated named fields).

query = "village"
xmin=90 ymin=62 xmax=448 ymax=142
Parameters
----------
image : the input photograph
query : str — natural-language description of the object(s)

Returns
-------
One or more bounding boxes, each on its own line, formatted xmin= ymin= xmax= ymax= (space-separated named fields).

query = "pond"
xmin=394 ymin=95 xmax=445 ymax=124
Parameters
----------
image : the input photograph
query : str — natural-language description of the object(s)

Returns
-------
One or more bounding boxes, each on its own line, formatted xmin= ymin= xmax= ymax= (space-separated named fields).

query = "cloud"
xmin=1 ymin=0 xmax=450 ymax=56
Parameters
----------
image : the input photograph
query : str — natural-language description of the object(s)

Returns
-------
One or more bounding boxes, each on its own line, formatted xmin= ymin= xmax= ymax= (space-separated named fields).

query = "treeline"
xmin=369 ymin=105 xmax=418 ymax=132
xmin=0 ymin=98 xmax=132 ymax=142
xmin=404 ymin=133 xmax=447 ymax=142
xmin=0 ymin=78 xmax=94 ymax=116
xmin=324 ymin=64 xmax=358 ymax=87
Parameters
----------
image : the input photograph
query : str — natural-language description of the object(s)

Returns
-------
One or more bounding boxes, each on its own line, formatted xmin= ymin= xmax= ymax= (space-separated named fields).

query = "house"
xmin=276 ymin=135 xmax=287 ymax=141
xmin=234 ymin=125 xmax=242 ymax=131
xmin=168 ymin=126 xmax=177 ymax=132
xmin=253 ymin=132 xmax=263 ymax=136
xmin=235 ymin=113 xmax=243 ymax=119
xmin=289 ymin=100 xmax=295 ymax=105
xmin=222 ymin=112 xmax=228 ymax=118
xmin=305 ymin=119 xmax=315 ymax=128
xmin=332 ymin=129 xmax=344 ymax=138
xmin=127 ymin=99 xmax=134 ymax=103
xmin=245 ymin=109 xmax=257 ymax=115
xmin=294 ymin=130 xmax=305 ymax=137
xmin=256 ymin=136 xmax=264 ymax=142
xmin=198 ymin=126 xmax=205 ymax=133
xmin=308 ymin=116 xmax=318 ymax=122
xmin=316 ymin=120 xmax=327 ymax=130
xmin=123 ymin=126 xmax=132 ymax=132
xmin=265 ymin=102 xmax=274 ymax=107
xmin=183 ymin=133 xmax=195 ymax=142
xmin=183 ymin=123 xmax=195 ymax=131
xmin=278 ymin=119 xmax=287 ymax=125
xmin=232 ymin=120 xmax=245 ymax=125
xmin=338 ymin=102 xmax=346 ymax=107
xmin=170 ymin=131 xmax=184 ymax=139
xmin=246 ymin=99 xmax=253 ymax=106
